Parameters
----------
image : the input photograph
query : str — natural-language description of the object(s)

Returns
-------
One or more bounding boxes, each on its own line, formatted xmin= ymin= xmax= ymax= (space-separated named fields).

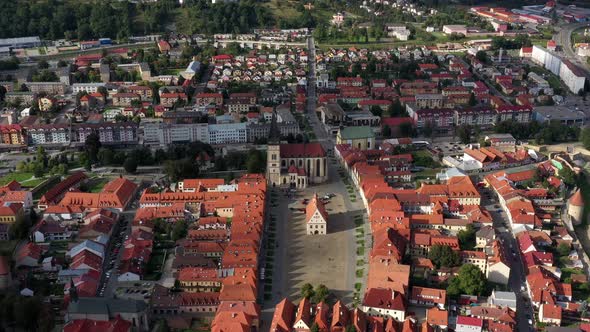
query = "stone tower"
xmin=568 ymin=189 xmax=584 ymax=225
xmin=266 ymin=108 xmax=281 ymax=187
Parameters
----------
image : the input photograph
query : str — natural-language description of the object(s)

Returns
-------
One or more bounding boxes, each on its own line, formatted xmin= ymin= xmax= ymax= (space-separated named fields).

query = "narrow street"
xmin=480 ymin=187 xmax=534 ymax=331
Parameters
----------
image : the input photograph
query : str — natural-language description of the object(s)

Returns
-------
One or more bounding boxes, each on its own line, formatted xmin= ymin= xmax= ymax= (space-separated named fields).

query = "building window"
xmin=316 ymin=159 xmax=320 ymax=177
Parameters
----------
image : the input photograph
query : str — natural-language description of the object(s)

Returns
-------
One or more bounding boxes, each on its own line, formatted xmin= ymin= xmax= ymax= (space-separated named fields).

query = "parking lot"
xmin=430 ymin=142 xmax=466 ymax=157
xmin=114 ymin=281 xmax=155 ymax=301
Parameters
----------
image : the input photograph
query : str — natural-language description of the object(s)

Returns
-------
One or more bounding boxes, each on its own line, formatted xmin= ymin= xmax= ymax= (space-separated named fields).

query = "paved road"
xmin=97 ymin=183 xmax=147 ymax=298
xmin=480 ymin=188 xmax=534 ymax=331
xmin=554 ymin=22 xmax=590 ymax=78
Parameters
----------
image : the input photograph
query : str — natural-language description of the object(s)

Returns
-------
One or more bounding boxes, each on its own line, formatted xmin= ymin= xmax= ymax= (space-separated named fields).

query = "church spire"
xmin=268 ymin=106 xmax=280 ymax=144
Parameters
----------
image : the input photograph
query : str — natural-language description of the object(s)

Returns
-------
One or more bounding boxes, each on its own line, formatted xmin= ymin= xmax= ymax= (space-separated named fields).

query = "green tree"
xmin=475 ymin=51 xmax=487 ymax=64
xmin=38 ymin=60 xmax=49 ymax=69
xmin=33 ymin=162 xmax=44 ymax=178
xmin=458 ymin=224 xmax=476 ymax=250
xmin=123 ymin=157 xmax=138 ymax=174
xmin=84 ymin=132 xmax=102 ymax=163
xmin=559 ymin=167 xmax=577 ymax=187
xmin=97 ymin=86 xmax=108 ymax=97
xmin=164 ymin=158 xmax=199 ymax=182
xmin=447 ymin=264 xmax=488 ymax=297
xmin=389 ymin=99 xmax=404 ymax=117
xmin=428 ymin=245 xmax=460 ymax=268
xmin=423 ymin=120 xmax=434 ymax=138
xmin=171 ymin=220 xmax=188 ymax=241
xmin=313 ymin=284 xmax=330 ymax=304
xmin=13 ymin=296 xmax=43 ymax=330
xmin=557 ymin=242 xmax=571 ymax=257
xmin=382 ymin=125 xmax=392 ymax=138
xmin=580 ymin=127 xmax=590 ymax=150
xmin=84 ymin=158 xmax=92 ymax=171
xmin=468 ymin=92 xmax=477 ymax=106
xmin=400 ymin=122 xmax=414 ymax=137
xmin=301 ymin=283 xmax=315 ymax=299
xmin=8 ymin=215 xmax=29 ymax=239
xmin=370 ymin=105 xmax=383 ymax=117
xmin=97 ymin=148 xmax=114 ymax=165
xmin=457 ymin=124 xmax=472 ymax=144
xmin=311 ymin=323 xmax=320 ymax=332
xmin=246 ymin=149 xmax=266 ymax=173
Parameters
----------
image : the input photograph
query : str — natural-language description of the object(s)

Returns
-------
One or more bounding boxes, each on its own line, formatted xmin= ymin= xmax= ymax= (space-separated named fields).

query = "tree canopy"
xmin=458 ymin=224 xmax=476 ymax=250
xmin=428 ymin=245 xmax=460 ymax=268
xmin=447 ymin=264 xmax=488 ymax=297
xmin=0 ymin=0 xmax=178 ymax=40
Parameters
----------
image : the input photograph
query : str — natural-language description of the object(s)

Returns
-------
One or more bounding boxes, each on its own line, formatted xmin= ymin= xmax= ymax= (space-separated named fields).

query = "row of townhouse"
xmin=331 ymin=141 xmax=516 ymax=331
xmin=483 ymin=158 xmax=587 ymax=326
xmin=406 ymin=104 xmax=532 ymax=132
xmin=142 ymin=118 xmax=300 ymax=146
xmin=131 ymin=174 xmax=268 ymax=331
xmin=21 ymin=122 xmax=139 ymax=146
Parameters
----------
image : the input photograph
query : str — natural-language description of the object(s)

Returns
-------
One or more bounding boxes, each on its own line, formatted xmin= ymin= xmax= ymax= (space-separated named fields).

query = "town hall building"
xmin=306 ymin=193 xmax=328 ymax=235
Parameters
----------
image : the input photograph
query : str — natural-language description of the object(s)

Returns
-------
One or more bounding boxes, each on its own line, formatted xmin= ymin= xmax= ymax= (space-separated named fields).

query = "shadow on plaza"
xmin=328 ymin=209 xmax=366 ymax=234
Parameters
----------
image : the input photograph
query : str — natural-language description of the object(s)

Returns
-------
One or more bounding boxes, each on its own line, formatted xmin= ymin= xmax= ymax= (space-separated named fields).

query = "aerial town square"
xmin=5 ymin=0 xmax=590 ymax=331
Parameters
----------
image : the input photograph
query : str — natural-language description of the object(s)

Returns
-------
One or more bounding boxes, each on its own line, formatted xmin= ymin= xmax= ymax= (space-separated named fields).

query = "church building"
xmin=266 ymin=111 xmax=328 ymax=188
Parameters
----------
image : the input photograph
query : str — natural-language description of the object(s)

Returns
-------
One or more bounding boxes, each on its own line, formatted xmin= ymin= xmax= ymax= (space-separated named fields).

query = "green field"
xmin=0 ymin=172 xmax=48 ymax=187
xmin=88 ymin=178 xmax=109 ymax=193
xmin=262 ymin=0 xmax=301 ymax=20
xmin=162 ymin=68 xmax=184 ymax=75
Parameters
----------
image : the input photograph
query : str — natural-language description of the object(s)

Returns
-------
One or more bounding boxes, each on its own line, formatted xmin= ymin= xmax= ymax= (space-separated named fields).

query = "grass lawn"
xmin=162 ymin=68 xmax=184 ymax=75
xmin=0 ymin=172 xmax=35 ymax=186
xmin=88 ymin=177 xmax=109 ymax=193
xmin=262 ymin=0 xmax=301 ymax=20
xmin=146 ymin=253 xmax=165 ymax=274
xmin=529 ymin=66 xmax=565 ymax=93
xmin=33 ymin=176 xmax=61 ymax=199
xmin=414 ymin=169 xmax=441 ymax=179
xmin=21 ymin=177 xmax=47 ymax=188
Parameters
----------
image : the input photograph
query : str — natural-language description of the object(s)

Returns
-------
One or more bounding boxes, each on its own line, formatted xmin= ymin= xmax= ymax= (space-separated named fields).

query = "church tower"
xmin=266 ymin=108 xmax=281 ymax=187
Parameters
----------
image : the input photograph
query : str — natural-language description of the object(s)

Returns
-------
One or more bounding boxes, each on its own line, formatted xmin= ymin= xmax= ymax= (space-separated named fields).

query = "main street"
xmin=480 ymin=187 xmax=534 ymax=332
xmin=259 ymin=37 xmax=362 ymax=331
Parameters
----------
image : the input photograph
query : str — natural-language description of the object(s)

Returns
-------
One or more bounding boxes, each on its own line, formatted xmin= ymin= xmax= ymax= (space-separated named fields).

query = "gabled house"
xmin=362 ymin=288 xmax=406 ymax=321
xmin=306 ymin=193 xmax=328 ymax=235
xmin=269 ymin=298 xmax=295 ymax=332
xmin=293 ymin=297 xmax=312 ymax=331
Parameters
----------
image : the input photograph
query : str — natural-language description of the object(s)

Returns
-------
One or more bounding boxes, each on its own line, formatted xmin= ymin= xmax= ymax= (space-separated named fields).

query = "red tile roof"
xmin=363 ymin=288 xmax=406 ymax=311
xmin=280 ymin=143 xmax=326 ymax=158
xmin=64 ymin=317 xmax=132 ymax=332
xmin=411 ymin=286 xmax=447 ymax=305
xmin=457 ymin=316 xmax=483 ymax=327
xmin=39 ymin=172 xmax=87 ymax=207
xmin=269 ymin=298 xmax=295 ymax=332
xmin=306 ymin=193 xmax=328 ymax=223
